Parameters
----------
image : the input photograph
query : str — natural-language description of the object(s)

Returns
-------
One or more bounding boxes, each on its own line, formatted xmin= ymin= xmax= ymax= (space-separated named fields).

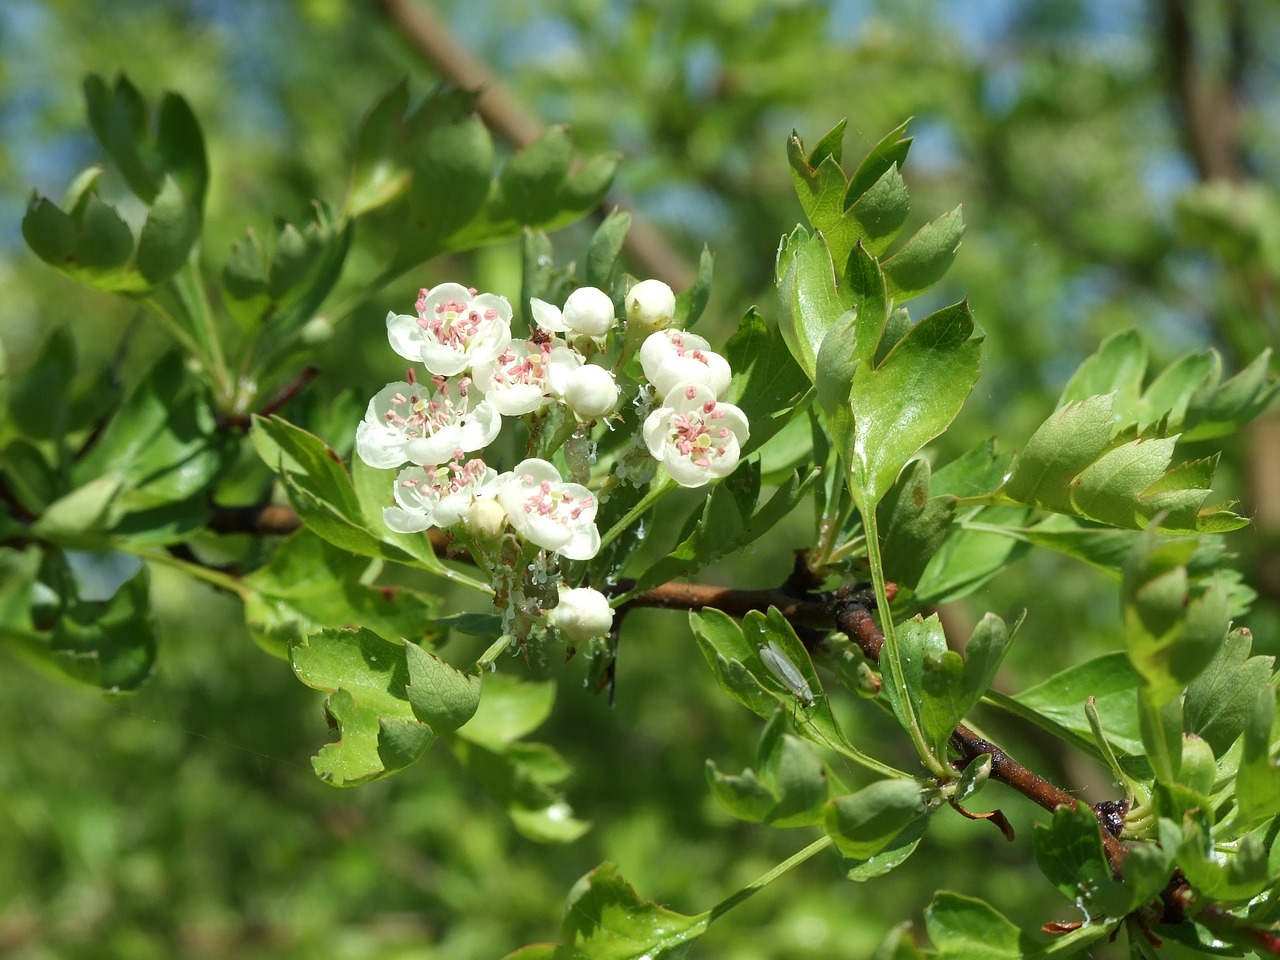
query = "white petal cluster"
xmin=547 ymin=586 xmax=614 ymax=643
xmin=356 ymin=377 xmax=499 ymax=469
xmin=639 ymin=329 xmax=732 ymax=398
xmin=472 ymin=339 xmax=582 ymax=416
xmin=387 ymin=283 xmax=512 ymax=376
xmin=558 ymin=364 xmax=620 ymax=421
xmin=358 ymin=275 xmax=751 ymax=649
xmin=625 ymin=279 xmax=676 ymax=332
xmin=532 ymin=286 xmax=616 ymax=339
xmin=643 ymin=382 xmax=750 ymax=488
xmin=384 ymin=459 xmax=501 ymax=533
xmin=497 ymin=458 xmax=600 ymax=560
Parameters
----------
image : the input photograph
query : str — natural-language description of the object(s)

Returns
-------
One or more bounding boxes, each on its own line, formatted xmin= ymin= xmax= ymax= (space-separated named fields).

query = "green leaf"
xmin=83 ymin=73 xmax=156 ymax=201
xmin=31 ymin=475 xmax=125 ymax=545
xmin=346 ymin=80 xmax=414 ymax=217
xmin=849 ymin=164 xmax=911 ymax=257
xmin=1233 ymin=687 xmax=1280 ymax=830
xmin=705 ymin=760 xmax=777 ymax=824
xmin=251 ymin=414 xmax=361 ymax=516
xmin=391 ymin=91 xmax=494 ymax=266
xmin=891 ymin=613 xmax=1014 ymax=760
xmin=775 ymin=228 xmax=850 ymax=382
xmin=32 ymin=561 xmax=157 ymax=691
xmin=403 ymin=641 xmax=481 ymax=732
xmin=877 ymin=458 xmax=957 ymax=590
xmin=690 ymin=608 xmax=778 ymax=721
xmin=289 ymin=627 xmax=434 ymax=786
xmin=724 ymin=307 xmax=813 ymax=457
xmin=1123 ymin=533 xmax=1230 ymax=707
xmin=559 ymin=863 xmax=709 ymax=960
xmin=1009 ymin=653 xmax=1143 ymax=757
xmin=824 ymin=779 xmax=928 ymax=860
xmin=1182 ymin=349 xmax=1280 ymax=442
xmin=930 ymin=438 xmax=1014 ymax=499
xmin=7 ymin=327 xmax=75 ymax=440
xmin=839 ymin=814 xmax=929 ymax=882
xmin=848 ymin=299 xmax=982 ymax=504
xmin=73 ymin=351 xmax=222 ymax=510
xmin=585 ymin=209 xmax=630 ymax=289
xmin=915 ymin=506 xmax=1032 ymax=605
xmin=1071 ymin=436 xmax=1178 ymax=529
xmin=631 ymin=460 xmax=759 ymax=591
xmin=134 ymin=174 xmax=200 ymax=283
xmin=1059 ymin=330 xmax=1147 ymax=411
xmin=847 ymin=120 xmax=913 ymax=206
xmin=882 ymin=206 xmax=964 ymax=304
xmin=924 ymin=891 xmax=1112 ymax=958
xmin=1034 ymin=801 xmax=1170 ymax=918
xmin=153 ymin=89 xmax=208 ymax=209
xmin=449 ymin=736 xmax=589 ymax=843
xmin=279 ymin=473 xmax=418 ymax=566
xmin=244 ymin=530 xmax=442 ymax=657
xmin=1184 ymin=628 xmax=1275 ymax=757
xmin=221 ymin=227 xmax=270 ymax=330
xmin=1005 ymin=396 xmax=1116 ymax=513
xmin=21 ymin=192 xmax=138 ymax=291
xmin=1179 ymin=821 xmax=1269 ymax=902
xmin=449 ymin=126 xmax=619 ymax=253
xmin=350 ymin=456 xmax=451 ymax=573
xmin=456 ymin=674 xmax=555 ymax=749
xmin=706 ymin=714 xmax=830 ymax=827
xmin=675 ymin=246 xmax=714 ymax=328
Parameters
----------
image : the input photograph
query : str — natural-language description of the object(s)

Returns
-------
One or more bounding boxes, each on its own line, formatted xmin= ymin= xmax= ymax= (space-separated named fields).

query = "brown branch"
xmin=376 ymin=0 xmax=695 ymax=289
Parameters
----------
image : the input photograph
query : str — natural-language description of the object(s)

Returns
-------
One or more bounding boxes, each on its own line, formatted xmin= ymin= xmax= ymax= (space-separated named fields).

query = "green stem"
xmin=707 ymin=836 xmax=831 ymax=922
xmin=599 ymin=473 xmax=673 ymax=555
xmin=171 ymin=263 xmax=233 ymax=402
xmin=131 ymin=548 xmax=250 ymax=597
xmin=858 ymin=496 xmax=948 ymax=777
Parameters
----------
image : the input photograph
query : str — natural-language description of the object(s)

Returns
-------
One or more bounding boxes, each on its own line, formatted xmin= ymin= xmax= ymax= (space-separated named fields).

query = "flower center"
xmin=670 ymin=401 xmax=733 ymax=469
xmin=515 ymin=475 xmax=595 ymax=523
xmin=400 ymin=459 xmax=490 ymax=503
xmin=418 ymin=296 xmax=500 ymax=350
xmin=382 ymin=376 xmax=474 ymax=438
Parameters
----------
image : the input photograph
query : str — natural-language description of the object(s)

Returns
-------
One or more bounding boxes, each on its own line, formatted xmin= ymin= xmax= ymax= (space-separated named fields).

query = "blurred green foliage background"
xmin=3 ymin=0 xmax=1279 ymax=956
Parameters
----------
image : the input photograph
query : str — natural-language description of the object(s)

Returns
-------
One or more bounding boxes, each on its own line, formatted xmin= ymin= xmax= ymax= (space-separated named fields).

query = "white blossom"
xmin=625 ymin=279 xmax=676 ymax=331
xmin=496 ymin=458 xmax=600 ymax=560
xmin=639 ymin=329 xmax=732 ymax=398
xmin=547 ymin=586 xmax=614 ymax=643
xmin=386 ymin=283 xmax=512 ymax=377
xmin=642 ymin=382 xmax=750 ymax=488
xmin=355 ymin=377 xmax=500 ymax=470
xmin=558 ymin=363 xmax=621 ymax=420
xmin=383 ymin=459 xmax=500 ymax=533
xmin=473 ymin=339 xmax=581 ymax=416
xmin=531 ymin=286 xmax=616 ymax=339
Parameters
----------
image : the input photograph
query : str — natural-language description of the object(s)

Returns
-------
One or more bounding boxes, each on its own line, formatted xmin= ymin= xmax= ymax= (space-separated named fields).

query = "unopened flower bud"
xmin=547 ymin=587 xmax=614 ymax=644
xmin=561 ymin=287 xmax=616 ymax=338
xmin=464 ymin=498 xmax=507 ymax=542
xmin=625 ymin=279 xmax=676 ymax=332
xmin=561 ymin=364 xmax=620 ymax=420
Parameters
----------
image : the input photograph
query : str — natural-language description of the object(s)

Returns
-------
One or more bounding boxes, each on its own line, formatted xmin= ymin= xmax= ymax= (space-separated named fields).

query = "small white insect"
xmin=757 ymin=640 xmax=815 ymax=709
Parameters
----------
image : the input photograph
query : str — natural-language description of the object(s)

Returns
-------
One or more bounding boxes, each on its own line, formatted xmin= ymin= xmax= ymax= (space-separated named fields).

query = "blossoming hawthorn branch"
xmin=14 ymin=70 xmax=1280 ymax=958
xmin=355 ymin=277 xmax=748 ymax=652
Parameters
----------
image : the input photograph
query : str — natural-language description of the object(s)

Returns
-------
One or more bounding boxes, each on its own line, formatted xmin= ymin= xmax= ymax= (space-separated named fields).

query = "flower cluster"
xmin=356 ymin=277 xmax=750 ymax=647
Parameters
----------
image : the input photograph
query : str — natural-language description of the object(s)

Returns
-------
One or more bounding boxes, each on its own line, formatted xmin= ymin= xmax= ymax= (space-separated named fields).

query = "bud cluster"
xmin=356 ymin=278 xmax=750 ymax=650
